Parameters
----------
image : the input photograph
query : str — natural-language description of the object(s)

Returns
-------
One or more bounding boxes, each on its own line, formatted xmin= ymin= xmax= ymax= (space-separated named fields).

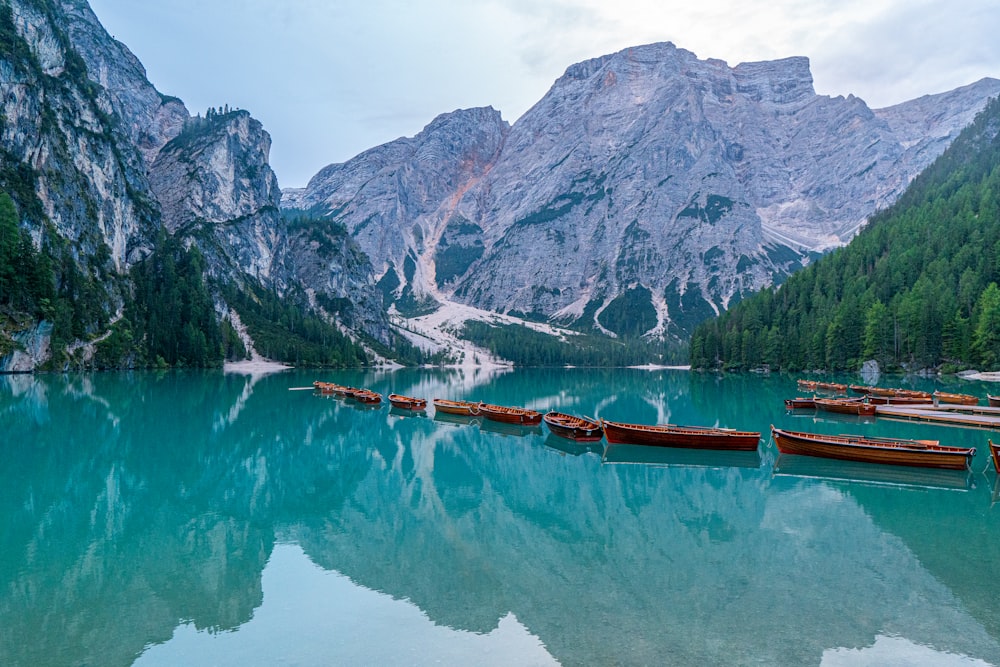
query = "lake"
xmin=3 ymin=367 xmax=1000 ymax=666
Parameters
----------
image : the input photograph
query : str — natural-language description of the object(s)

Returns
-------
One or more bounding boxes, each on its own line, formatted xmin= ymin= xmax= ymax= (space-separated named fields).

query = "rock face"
xmin=286 ymin=42 xmax=1000 ymax=337
xmin=285 ymin=107 xmax=510 ymax=312
xmin=0 ymin=0 xmax=390 ymax=370
xmin=149 ymin=110 xmax=285 ymax=285
xmin=2 ymin=0 xmax=163 ymax=268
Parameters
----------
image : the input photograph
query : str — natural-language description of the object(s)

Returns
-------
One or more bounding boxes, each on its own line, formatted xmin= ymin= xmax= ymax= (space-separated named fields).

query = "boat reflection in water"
xmin=601 ymin=443 xmax=762 ymax=469
xmin=389 ymin=406 xmax=428 ymax=420
xmin=542 ymin=434 xmax=604 ymax=457
xmin=477 ymin=418 xmax=543 ymax=439
xmin=432 ymin=411 xmax=481 ymax=428
xmin=773 ymin=454 xmax=976 ymax=492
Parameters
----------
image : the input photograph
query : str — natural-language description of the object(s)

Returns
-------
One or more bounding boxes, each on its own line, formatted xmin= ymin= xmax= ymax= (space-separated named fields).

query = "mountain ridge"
xmin=285 ymin=41 xmax=1000 ymax=340
xmin=1 ymin=2 xmax=998 ymax=370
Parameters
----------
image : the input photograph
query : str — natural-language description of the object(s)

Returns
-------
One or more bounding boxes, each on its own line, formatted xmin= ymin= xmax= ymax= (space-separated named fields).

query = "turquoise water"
xmin=2 ymin=368 xmax=1000 ymax=666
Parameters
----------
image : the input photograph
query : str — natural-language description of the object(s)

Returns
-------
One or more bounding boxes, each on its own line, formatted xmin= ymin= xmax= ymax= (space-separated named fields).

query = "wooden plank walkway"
xmin=875 ymin=404 xmax=1000 ymax=430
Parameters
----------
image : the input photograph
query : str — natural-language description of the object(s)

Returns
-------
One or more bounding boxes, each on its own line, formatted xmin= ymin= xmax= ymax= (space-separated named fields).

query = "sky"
xmin=86 ymin=0 xmax=1000 ymax=189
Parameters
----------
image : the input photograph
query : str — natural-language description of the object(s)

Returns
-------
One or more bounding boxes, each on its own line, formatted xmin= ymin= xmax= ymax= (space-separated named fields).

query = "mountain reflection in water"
xmin=1 ymin=369 xmax=999 ymax=666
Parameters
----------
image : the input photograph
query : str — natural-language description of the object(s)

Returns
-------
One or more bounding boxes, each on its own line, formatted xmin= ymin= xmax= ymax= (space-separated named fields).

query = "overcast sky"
xmin=86 ymin=0 xmax=1000 ymax=189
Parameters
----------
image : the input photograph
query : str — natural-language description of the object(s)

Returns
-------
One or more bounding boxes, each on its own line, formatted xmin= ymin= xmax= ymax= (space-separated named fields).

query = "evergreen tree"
xmin=690 ymin=96 xmax=1000 ymax=372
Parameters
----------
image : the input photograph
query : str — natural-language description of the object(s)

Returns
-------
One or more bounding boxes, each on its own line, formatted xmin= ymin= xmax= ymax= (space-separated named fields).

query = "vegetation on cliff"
xmin=690 ymin=97 xmax=1000 ymax=372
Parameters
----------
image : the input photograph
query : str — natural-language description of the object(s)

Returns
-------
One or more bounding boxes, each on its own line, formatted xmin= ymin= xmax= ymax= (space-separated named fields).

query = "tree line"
xmin=690 ymin=96 xmax=1000 ymax=372
xmin=460 ymin=320 xmax=686 ymax=367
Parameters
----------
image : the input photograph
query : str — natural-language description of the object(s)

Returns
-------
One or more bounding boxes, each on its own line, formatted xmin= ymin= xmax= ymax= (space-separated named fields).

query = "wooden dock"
xmin=875 ymin=404 xmax=1000 ymax=430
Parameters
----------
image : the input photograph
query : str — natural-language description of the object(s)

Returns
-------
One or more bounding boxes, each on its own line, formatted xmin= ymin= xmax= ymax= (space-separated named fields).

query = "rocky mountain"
xmin=286 ymin=43 xmax=1000 ymax=338
xmin=0 ymin=0 xmax=388 ymax=371
xmin=3 ymin=1 xmax=998 ymax=370
xmin=283 ymin=106 xmax=510 ymax=316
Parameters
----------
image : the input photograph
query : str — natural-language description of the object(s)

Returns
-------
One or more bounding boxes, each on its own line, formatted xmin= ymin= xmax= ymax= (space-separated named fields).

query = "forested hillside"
xmin=690 ymin=96 xmax=1000 ymax=372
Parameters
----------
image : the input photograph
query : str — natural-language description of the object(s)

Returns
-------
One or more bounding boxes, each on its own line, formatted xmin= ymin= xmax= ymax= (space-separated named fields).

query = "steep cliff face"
xmin=286 ymin=42 xmax=1000 ymax=338
xmin=283 ymin=107 xmax=510 ymax=309
xmin=285 ymin=220 xmax=389 ymax=341
xmin=0 ymin=0 xmax=390 ymax=370
xmin=447 ymin=45 xmax=1000 ymax=336
xmin=149 ymin=110 xmax=285 ymax=286
xmin=1 ymin=0 xmax=161 ymax=269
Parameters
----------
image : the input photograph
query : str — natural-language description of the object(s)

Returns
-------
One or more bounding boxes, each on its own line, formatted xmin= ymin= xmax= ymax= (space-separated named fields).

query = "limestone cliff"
xmin=287 ymin=43 xmax=1000 ymax=338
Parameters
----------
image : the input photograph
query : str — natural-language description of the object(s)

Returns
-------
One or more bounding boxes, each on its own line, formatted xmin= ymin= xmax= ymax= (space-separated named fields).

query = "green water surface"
xmin=2 ymin=368 xmax=1000 ymax=666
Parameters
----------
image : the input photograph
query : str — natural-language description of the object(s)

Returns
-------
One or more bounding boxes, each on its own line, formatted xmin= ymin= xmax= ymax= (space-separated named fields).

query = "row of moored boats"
xmin=313 ymin=381 xmax=997 ymax=474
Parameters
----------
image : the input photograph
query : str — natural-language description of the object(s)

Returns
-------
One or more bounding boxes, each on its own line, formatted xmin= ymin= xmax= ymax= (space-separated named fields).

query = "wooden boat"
xmin=989 ymin=440 xmax=1000 ymax=474
xmin=784 ymin=397 xmax=816 ymax=409
xmin=798 ymin=380 xmax=845 ymax=393
xmin=602 ymin=419 xmax=760 ymax=451
xmin=770 ymin=426 xmax=976 ymax=470
xmin=313 ymin=381 xmax=347 ymax=395
xmin=328 ymin=385 xmax=360 ymax=397
xmin=865 ymin=394 xmax=933 ymax=405
xmin=849 ymin=384 xmax=872 ymax=395
xmin=814 ymin=397 xmax=876 ymax=416
xmin=387 ymin=393 xmax=427 ymax=410
xmin=866 ymin=387 xmax=933 ymax=400
xmin=479 ymin=403 xmax=543 ymax=425
xmin=432 ymin=398 xmax=481 ymax=416
xmin=989 ymin=394 xmax=1000 ymax=408
xmin=352 ymin=389 xmax=382 ymax=404
xmin=933 ymin=390 xmax=979 ymax=406
xmin=543 ymin=412 xmax=604 ymax=442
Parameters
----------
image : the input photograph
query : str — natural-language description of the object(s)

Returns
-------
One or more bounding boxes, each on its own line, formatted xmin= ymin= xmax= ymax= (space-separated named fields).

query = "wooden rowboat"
xmin=543 ymin=412 xmax=603 ymax=441
xmin=867 ymin=387 xmax=933 ymax=400
xmin=989 ymin=394 xmax=1000 ymax=408
xmin=351 ymin=389 xmax=382 ymax=404
xmin=770 ymin=426 xmax=975 ymax=470
xmin=313 ymin=381 xmax=348 ymax=395
xmin=602 ymin=419 xmax=760 ymax=451
xmin=479 ymin=403 xmax=543 ymax=425
xmin=388 ymin=393 xmax=427 ymax=410
xmin=814 ymin=397 xmax=877 ymax=416
xmin=865 ymin=394 xmax=933 ymax=405
xmin=933 ymin=390 xmax=979 ymax=406
xmin=849 ymin=384 xmax=872 ymax=395
xmin=784 ymin=397 xmax=816 ymax=409
xmin=798 ymin=380 xmax=845 ymax=393
xmin=432 ymin=398 xmax=481 ymax=416
xmin=990 ymin=440 xmax=1000 ymax=474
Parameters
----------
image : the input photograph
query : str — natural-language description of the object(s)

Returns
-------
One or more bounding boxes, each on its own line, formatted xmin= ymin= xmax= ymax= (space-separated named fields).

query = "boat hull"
xmin=771 ymin=427 xmax=974 ymax=470
xmin=388 ymin=394 xmax=427 ymax=410
xmin=814 ymin=398 xmax=877 ymax=416
xmin=479 ymin=403 xmax=543 ymax=425
xmin=602 ymin=420 xmax=760 ymax=451
xmin=433 ymin=399 xmax=480 ymax=416
xmin=352 ymin=390 xmax=382 ymax=404
xmin=866 ymin=395 xmax=933 ymax=405
xmin=933 ymin=391 xmax=979 ymax=406
xmin=543 ymin=412 xmax=604 ymax=441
